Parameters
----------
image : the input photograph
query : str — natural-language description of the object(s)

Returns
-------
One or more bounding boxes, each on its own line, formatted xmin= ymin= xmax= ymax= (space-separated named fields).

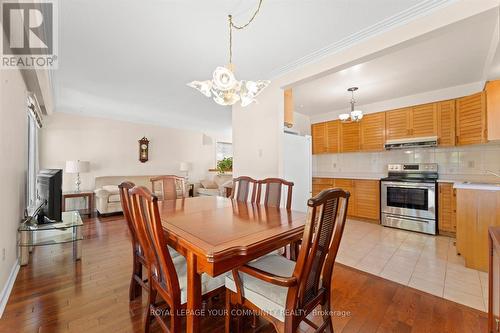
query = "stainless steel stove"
xmin=380 ymin=163 xmax=438 ymax=235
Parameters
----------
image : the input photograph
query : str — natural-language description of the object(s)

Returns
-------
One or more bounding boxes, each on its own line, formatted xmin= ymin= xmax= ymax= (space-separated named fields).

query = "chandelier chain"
xmin=228 ymin=0 xmax=264 ymax=64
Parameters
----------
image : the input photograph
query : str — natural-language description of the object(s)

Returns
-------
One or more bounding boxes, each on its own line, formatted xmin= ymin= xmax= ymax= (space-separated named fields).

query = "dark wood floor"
xmin=0 ymin=214 xmax=488 ymax=333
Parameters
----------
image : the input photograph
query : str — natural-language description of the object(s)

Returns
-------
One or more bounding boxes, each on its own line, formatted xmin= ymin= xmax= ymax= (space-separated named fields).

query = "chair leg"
xmin=170 ymin=312 xmax=180 ymax=333
xmin=144 ymin=288 xmax=157 ymax=333
xmin=251 ymin=312 xmax=258 ymax=328
xmin=129 ymin=256 xmax=142 ymax=300
xmin=225 ymin=291 xmax=232 ymax=333
xmin=321 ymin=302 xmax=334 ymax=333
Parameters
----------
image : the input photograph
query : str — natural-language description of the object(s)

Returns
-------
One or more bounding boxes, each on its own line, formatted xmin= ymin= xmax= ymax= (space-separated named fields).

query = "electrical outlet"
xmin=2 ymin=248 xmax=5 ymax=261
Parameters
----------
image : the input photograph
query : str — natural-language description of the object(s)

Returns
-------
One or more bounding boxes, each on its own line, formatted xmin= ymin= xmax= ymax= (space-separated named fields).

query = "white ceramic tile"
xmin=444 ymin=286 xmax=486 ymax=312
xmin=409 ymin=276 xmax=444 ymax=297
xmin=380 ymin=267 xmax=412 ymax=285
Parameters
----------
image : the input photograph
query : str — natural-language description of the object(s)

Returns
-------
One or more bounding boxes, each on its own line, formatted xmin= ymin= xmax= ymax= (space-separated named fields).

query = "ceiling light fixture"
xmin=187 ymin=0 xmax=270 ymax=107
xmin=339 ymin=87 xmax=364 ymax=122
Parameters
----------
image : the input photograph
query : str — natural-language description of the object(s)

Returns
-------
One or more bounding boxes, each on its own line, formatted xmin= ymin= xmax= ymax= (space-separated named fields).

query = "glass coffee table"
xmin=18 ymin=211 xmax=83 ymax=266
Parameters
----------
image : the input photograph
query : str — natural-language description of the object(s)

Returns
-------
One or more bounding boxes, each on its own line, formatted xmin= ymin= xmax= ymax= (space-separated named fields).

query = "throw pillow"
xmin=200 ymin=180 xmax=218 ymax=189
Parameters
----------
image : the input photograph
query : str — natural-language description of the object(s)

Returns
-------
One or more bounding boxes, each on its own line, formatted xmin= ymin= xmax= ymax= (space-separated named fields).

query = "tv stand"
xmin=18 ymin=211 xmax=83 ymax=266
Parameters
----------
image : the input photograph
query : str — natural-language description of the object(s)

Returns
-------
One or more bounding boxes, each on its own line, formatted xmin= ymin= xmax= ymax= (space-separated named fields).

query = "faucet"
xmin=486 ymin=170 xmax=500 ymax=178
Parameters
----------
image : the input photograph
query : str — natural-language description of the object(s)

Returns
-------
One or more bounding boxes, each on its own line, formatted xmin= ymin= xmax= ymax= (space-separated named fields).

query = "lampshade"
xmin=65 ymin=160 xmax=90 ymax=174
xmin=179 ymin=162 xmax=191 ymax=172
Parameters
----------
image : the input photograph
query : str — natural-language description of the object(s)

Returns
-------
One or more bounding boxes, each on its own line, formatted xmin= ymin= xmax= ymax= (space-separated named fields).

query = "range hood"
xmin=384 ymin=136 xmax=438 ymax=150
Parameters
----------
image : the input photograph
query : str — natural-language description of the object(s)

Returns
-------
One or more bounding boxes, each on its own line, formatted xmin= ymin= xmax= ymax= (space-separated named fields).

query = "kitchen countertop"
xmin=453 ymin=182 xmax=500 ymax=191
xmin=312 ymin=173 xmax=385 ymax=180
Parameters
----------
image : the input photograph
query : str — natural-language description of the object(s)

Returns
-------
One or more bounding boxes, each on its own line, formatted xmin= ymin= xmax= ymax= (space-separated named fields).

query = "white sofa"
xmin=94 ymin=175 xmax=157 ymax=215
xmin=197 ymin=174 xmax=232 ymax=197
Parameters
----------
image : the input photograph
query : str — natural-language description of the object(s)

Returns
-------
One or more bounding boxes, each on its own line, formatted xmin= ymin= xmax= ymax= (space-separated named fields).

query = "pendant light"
xmin=187 ymin=0 xmax=270 ymax=107
xmin=339 ymin=87 xmax=364 ymax=122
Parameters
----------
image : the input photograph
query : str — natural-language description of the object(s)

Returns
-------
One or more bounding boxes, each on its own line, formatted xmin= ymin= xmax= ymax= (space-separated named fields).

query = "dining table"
xmin=158 ymin=195 xmax=307 ymax=333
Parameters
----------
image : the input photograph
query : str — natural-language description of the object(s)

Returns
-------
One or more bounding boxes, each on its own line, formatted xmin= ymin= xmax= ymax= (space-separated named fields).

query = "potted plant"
xmin=217 ymin=157 xmax=233 ymax=174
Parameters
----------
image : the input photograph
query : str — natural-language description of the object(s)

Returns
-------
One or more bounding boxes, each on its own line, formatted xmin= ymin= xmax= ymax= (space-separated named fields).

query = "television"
xmin=36 ymin=169 xmax=63 ymax=224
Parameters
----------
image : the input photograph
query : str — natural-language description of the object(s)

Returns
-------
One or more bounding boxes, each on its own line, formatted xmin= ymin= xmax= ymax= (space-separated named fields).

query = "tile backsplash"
xmin=313 ymin=143 xmax=500 ymax=177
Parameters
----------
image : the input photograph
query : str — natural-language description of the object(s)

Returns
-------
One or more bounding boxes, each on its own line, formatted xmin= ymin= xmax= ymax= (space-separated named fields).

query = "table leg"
xmin=73 ymin=225 xmax=82 ymax=261
xmin=62 ymin=197 xmax=66 ymax=212
xmin=89 ymin=194 xmax=94 ymax=217
xmin=20 ymin=231 xmax=29 ymax=266
xmin=187 ymin=251 xmax=202 ymax=333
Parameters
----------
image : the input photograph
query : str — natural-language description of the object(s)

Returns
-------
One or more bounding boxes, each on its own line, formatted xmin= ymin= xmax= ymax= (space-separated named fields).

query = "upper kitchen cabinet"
xmin=411 ymin=103 xmax=438 ymax=137
xmin=311 ymin=122 xmax=327 ymax=154
xmin=437 ymin=100 xmax=456 ymax=146
xmin=326 ymin=120 xmax=340 ymax=153
xmin=485 ymin=80 xmax=500 ymax=141
xmin=284 ymin=88 xmax=294 ymax=128
xmin=340 ymin=121 xmax=360 ymax=152
xmin=456 ymin=91 xmax=487 ymax=145
xmin=386 ymin=108 xmax=412 ymax=140
xmin=360 ymin=112 xmax=385 ymax=151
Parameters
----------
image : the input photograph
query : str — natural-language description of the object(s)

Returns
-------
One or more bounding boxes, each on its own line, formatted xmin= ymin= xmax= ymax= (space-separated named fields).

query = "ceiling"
xmin=293 ymin=9 xmax=499 ymax=117
xmin=53 ymin=0 xmax=433 ymax=134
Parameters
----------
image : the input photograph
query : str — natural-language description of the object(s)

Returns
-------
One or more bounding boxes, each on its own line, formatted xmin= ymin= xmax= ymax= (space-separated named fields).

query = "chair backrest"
xmin=256 ymin=178 xmax=294 ymax=210
xmin=128 ymin=186 xmax=181 ymax=305
xmin=118 ymin=181 xmax=139 ymax=250
xmin=230 ymin=176 xmax=258 ymax=203
xmin=288 ymin=188 xmax=349 ymax=311
xmin=150 ymin=175 xmax=186 ymax=200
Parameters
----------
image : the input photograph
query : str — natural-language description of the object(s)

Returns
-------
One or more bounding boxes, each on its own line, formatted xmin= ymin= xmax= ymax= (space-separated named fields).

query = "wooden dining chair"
xmin=150 ymin=175 xmax=186 ymax=200
xmin=128 ymin=186 xmax=225 ymax=333
xmin=225 ymin=188 xmax=350 ymax=333
xmin=256 ymin=178 xmax=294 ymax=209
xmin=230 ymin=176 xmax=258 ymax=203
xmin=119 ymin=181 xmax=148 ymax=301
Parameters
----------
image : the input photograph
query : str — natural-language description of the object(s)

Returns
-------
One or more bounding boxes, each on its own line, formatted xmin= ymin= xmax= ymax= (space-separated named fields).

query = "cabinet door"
xmin=438 ymin=183 xmax=456 ymax=235
xmin=437 ymin=100 xmax=456 ymax=146
xmin=354 ymin=180 xmax=380 ymax=221
xmin=340 ymin=121 xmax=360 ymax=152
xmin=326 ymin=120 xmax=340 ymax=153
xmin=312 ymin=178 xmax=334 ymax=196
xmin=284 ymin=88 xmax=294 ymax=128
xmin=386 ymin=108 xmax=411 ymax=140
xmin=334 ymin=179 xmax=356 ymax=216
xmin=456 ymin=92 xmax=487 ymax=146
xmin=485 ymin=80 xmax=500 ymax=141
xmin=311 ymin=122 xmax=327 ymax=154
xmin=411 ymin=103 xmax=438 ymax=137
xmin=360 ymin=112 xmax=385 ymax=151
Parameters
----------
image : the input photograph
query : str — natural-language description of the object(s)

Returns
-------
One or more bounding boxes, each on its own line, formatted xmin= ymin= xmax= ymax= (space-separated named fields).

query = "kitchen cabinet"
xmin=485 ymin=80 xmax=500 ymax=141
xmin=360 ymin=112 xmax=385 ymax=151
xmin=284 ymin=88 xmax=293 ymax=128
xmin=411 ymin=102 xmax=438 ymax=137
xmin=354 ymin=179 xmax=380 ymax=220
xmin=312 ymin=178 xmax=334 ymax=196
xmin=456 ymin=92 xmax=487 ymax=146
xmin=456 ymin=188 xmax=500 ymax=271
xmin=326 ymin=120 xmax=340 ymax=153
xmin=312 ymin=177 xmax=380 ymax=222
xmin=311 ymin=122 xmax=327 ymax=154
xmin=488 ymin=227 xmax=500 ymax=333
xmin=437 ymin=100 xmax=456 ymax=146
xmin=438 ymin=183 xmax=456 ymax=236
xmin=386 ymin=108 xmax=412 ymax=140
xmin=340 ymin=121 xmax=360 ymax=152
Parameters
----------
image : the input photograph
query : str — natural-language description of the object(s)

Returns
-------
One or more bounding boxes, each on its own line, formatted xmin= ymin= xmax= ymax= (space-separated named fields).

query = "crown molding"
xmin=269 ymin=0 xmax=456 ymax=79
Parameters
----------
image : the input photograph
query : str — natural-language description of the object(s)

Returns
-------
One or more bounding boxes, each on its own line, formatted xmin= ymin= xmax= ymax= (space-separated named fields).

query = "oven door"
xmin=381 ymin=181 xmax=436 ymax=220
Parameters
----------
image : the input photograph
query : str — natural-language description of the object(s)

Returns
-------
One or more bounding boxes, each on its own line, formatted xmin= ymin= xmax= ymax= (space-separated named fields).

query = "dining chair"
xmin=128 ymin=186 xmax=226 ymax=332
xmin=256 ymin=178 xmax=294 ymax=209
xmin=150 ymin=175 xmax=186 ymax=200
xmin=225 ymin=188 xmax=350 ymax=333
xmin=118 ymin=181 xmax=147 ymax=300
xmin=230 ymin=176 xmax=258 ymax=203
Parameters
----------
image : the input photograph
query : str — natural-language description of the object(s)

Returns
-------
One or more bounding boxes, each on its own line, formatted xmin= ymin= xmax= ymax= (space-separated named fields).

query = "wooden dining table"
xmin=158 ymin=195 xmax=307 ymax=333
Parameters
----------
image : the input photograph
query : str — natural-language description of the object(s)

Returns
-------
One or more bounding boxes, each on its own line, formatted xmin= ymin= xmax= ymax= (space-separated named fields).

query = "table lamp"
xmin=65 ymin=160 xmax=90 ymax=192
xmin=179 ymin=162 xmax=191 ymax=182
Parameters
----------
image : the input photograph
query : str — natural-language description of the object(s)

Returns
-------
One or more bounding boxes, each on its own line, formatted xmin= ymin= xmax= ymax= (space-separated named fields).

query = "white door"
xmin=283 ymin=133 xmax=312 ymax=212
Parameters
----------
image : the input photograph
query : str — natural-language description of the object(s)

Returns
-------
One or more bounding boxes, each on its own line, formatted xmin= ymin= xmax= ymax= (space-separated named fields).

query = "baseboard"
xmin=0 ymin=259 xmax=20 ymax=318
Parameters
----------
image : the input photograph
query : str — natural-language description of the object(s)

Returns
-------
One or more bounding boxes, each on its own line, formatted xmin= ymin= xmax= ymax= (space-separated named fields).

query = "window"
xmin=216 ymin=142 xmax=232 ymax=163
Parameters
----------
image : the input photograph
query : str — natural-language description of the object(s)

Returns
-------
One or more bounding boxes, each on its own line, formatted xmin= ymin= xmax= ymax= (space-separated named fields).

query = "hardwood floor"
xmin=0 ymin=215 xmax=487 ymax=333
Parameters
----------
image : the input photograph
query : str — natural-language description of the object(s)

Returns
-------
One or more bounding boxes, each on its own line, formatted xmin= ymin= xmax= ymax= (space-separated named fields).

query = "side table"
xmin=63 ymin=190 xmax=95 ymax=216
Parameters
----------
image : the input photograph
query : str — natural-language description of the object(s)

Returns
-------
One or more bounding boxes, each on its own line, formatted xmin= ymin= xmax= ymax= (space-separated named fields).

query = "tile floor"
xmin=336 ymin=219 xmax=488 ymax=312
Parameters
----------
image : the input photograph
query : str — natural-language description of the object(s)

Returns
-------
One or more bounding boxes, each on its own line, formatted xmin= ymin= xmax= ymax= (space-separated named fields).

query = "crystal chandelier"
xmin=187 ymin=0 xmax=270 ymax=107
xmin=339 ymin=87 xmax=364 ymax=122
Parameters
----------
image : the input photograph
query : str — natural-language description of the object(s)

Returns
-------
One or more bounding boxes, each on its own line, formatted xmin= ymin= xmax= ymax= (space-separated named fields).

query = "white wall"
xmin=232 ymin=0 xmax=499 ymax=179
xmin=0 ymin=60 xmax=28 ymax=313
xmin=39 ymin=112 xmax=230 ymax=192
xmin=288 ymin=112 xmax=311 ymax=136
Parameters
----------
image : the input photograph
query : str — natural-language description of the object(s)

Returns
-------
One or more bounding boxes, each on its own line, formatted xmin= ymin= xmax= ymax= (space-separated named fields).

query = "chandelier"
xmin=187 ymin=0 xmax=270 ymax=107
xmin=339 ymin=87 xmax=364 ymax=122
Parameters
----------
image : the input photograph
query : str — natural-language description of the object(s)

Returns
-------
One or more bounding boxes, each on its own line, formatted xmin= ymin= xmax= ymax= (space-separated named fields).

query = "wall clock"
xmin=139 ymin=137 xmax=149 ymax=163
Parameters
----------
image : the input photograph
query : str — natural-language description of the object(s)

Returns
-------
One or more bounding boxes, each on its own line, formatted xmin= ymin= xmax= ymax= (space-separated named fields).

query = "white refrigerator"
xmin=283 ymin=132 xmax=312 ymax=212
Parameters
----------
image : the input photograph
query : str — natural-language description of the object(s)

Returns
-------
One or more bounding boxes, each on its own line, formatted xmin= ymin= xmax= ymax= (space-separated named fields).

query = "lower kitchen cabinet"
xmin=312 ymin=177 xmax=380 ymax=222
xmin=438 ymin=183 xmax=456 ymax=236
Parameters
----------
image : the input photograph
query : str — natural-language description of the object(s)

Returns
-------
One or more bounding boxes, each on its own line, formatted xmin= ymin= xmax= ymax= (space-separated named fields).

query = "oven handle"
xmin=381 ymin=181 xmax=436 ymax=189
